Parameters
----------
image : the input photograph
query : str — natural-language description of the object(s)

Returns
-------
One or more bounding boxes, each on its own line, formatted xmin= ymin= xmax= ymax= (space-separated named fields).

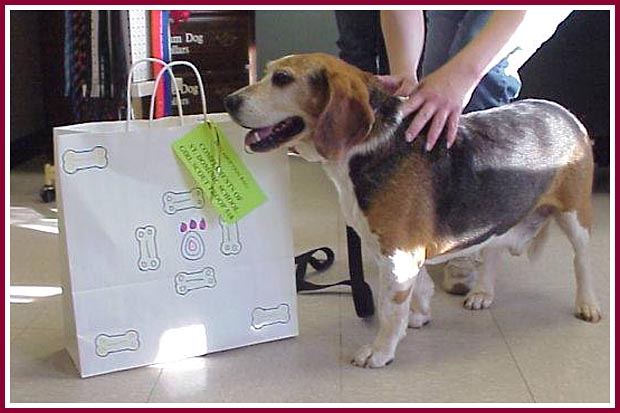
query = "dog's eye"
xmin=272 ymin=70 xmax=294 ymax=87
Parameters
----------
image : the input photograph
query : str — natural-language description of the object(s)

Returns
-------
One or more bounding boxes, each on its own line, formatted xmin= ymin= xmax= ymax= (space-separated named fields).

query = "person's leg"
xmin=446 ymin=10 xmax=521 ymax=113
xmin=335 ymin=11 xmax=382 ymax=73
xmin=421 ymin=11 xmax=466 ymax=78
xmin=423 ymin=11 xmax=485 ymax=295
xmin=466 ymin=59 xmax=521 ymax=112
xmin=442 ymin=255 xmax=481 ymax=295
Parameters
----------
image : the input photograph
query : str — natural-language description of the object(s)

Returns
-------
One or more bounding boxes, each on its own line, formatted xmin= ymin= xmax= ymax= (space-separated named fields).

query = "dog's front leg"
xmin=352 ymin=249 xmax=424 ymax=368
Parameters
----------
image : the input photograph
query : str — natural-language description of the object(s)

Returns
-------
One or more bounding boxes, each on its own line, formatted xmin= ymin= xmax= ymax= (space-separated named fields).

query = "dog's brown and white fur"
xmin=225 ymin=53 xmax=601 ymax=368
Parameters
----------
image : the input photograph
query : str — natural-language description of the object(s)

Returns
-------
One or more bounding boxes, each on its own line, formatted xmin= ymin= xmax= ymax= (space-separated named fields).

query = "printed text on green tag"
xmin=173 ymin=122 xmax=267 ymax=224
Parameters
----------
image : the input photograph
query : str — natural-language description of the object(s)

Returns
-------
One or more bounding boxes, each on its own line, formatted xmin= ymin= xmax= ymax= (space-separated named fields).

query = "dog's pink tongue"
xmin=245 ymin=125 xmax=274 ymax=146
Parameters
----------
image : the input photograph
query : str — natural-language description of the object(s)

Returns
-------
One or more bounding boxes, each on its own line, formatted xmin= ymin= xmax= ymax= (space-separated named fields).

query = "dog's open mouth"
xmin=244 ymin=116 xmax=305 ymax=152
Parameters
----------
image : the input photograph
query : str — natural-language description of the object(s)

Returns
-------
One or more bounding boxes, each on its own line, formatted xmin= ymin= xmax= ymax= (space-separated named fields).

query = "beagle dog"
xmin=224 ymin=53 xmax=601 ymax=368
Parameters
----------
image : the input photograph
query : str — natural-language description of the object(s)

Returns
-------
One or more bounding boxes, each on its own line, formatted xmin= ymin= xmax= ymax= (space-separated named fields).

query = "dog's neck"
xmin=321 ymin=82 xmax=432 ymax=218
xmin=343 ymin=83 xmax=409 ymax=161
xmin=320 ymin=83 xmax=414 ymax=227
xmin=368 ymin=83 xmax=404 ymax=129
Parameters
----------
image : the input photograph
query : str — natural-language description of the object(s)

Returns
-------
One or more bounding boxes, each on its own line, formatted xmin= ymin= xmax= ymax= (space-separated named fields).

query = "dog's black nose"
xmin=224 ymin=94 xmax=243 ymax=114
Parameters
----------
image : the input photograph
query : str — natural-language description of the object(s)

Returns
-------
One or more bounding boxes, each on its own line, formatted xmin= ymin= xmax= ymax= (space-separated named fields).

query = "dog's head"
xmin=224 ymin=53 xmax=376 ymax=161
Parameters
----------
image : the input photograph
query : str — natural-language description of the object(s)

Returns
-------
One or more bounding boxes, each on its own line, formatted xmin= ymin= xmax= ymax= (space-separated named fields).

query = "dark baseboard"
xmin=10 ymin=129 xmax=53 ymax=168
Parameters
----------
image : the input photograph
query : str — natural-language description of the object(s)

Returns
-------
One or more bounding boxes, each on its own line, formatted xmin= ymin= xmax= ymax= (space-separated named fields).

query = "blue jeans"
xmin=422 ymin=11 xmax=522 ymax=113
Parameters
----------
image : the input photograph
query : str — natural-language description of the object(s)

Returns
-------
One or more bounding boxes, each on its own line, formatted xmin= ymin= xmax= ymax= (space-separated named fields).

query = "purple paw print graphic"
xmin=180 ymin=218 xmax=207 ymax=261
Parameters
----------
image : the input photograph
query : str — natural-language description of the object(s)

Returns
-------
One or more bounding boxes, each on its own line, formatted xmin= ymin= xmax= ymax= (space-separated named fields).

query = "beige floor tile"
xmin=8 ymin=160 xmax=611 ymax=404
xmin=10 ymin=328 xmax=163 ymax=403
xmin=10 ymin=328 xmax=25 ymax=342
xmin=149 ymin=334 xmax=341 ymax=403
xmin=10 ymin=225 xmax=62 ymax=286
xmin=10 ymin=302 xmax=42 ymax=330
xmin=487 ymin=195 xmax=611 ymax=403
xmin=338 ymin=287 xmax=533 ymax=403
xmin=29 ymin=295 xmax=65 ymax=330
xmin=10 ymin=288 xmax=64 ymax=331
xmin=149 ymin=294 xmax=342 ymax=403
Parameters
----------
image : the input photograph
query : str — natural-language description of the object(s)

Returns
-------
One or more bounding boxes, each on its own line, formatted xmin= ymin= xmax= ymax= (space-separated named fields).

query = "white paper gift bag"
xmin=54 ymin=59 xmax=298 ymax=377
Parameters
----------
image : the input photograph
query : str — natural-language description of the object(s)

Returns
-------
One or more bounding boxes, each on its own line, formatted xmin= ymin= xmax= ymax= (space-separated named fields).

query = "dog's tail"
xmin=527 ymin=218 xmax=552 ymax=262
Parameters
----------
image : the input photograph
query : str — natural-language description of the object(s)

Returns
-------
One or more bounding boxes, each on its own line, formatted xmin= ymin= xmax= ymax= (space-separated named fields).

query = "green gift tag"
xmin=172 ymin=122 xmax=267 ymax=224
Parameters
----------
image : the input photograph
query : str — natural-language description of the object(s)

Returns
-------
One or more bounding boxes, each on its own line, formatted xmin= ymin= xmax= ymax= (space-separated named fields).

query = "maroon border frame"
xmin=3 ymin=2 xmax=616 ymax=409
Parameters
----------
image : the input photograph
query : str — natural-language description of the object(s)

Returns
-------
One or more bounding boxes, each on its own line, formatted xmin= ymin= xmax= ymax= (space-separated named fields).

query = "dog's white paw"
xmin=464 ymin=290 xmax=494 ymax=310
xmin=575 ymin=301 xmax=602 ymax=323
xmin=351 ymin=344 xmax=394 ymax=368
xmin=408 ymin=310 xmax=431 ymax=328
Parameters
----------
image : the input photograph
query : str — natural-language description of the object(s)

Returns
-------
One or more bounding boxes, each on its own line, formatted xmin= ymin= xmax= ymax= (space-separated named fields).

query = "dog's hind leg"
xmin=555 ymin=210 xmax=602 ymax=322
xmin=408 ymin=267 xmax=434 ymax=328
xmin=352 ymin=249 xmax=424 ymax=368
xmin=464 ymin=247 xmax=500 ymax=310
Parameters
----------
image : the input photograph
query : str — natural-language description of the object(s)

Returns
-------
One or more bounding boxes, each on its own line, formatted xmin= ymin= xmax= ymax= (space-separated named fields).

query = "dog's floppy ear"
xmin=311 ymin=67 xmax=374 ymax=160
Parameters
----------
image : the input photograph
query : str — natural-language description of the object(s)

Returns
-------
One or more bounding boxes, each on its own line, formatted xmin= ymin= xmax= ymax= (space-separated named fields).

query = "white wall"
xmin=255 ymin=11 xmax=339 ymax=72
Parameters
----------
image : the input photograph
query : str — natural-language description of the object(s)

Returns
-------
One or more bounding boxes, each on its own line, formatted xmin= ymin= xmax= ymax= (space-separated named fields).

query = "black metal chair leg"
xmin=346 ymin=226 xmax=375 ymax=317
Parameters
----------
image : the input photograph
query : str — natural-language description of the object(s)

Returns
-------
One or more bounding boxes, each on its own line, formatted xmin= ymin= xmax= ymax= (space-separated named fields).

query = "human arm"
xmin=379 ymin=10 xmax=528 ymax=150
xmin=380 ymin=10 xmax=425 ymax=78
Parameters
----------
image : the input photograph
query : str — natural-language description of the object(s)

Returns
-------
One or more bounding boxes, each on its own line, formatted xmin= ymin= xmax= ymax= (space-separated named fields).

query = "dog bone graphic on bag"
xmin=162 ymin=188 xmax=205 ymax=215
xmin=135 ymin=225 xmax=161 ymax=271
xmin=62 ymin=146 xmax=108 ymax=174
xmin=219 ymin=216 xmax=242 ymax=256
xmin=95 ymin=330 xmax=140 ymax=357
xmin=251 ymin=304 xmax=291 ymax=329
xmin=174 ymin=267 xmax=217 ymax=296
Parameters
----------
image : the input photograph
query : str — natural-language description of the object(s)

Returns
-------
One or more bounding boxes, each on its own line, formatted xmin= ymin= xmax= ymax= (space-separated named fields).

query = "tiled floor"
xmin=9 ymin=157 xmax=611 ymax=404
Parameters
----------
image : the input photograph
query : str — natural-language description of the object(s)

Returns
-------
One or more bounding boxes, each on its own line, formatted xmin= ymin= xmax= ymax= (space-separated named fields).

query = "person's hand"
xmin=377 ymin=63 xmax=479 ymax=150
